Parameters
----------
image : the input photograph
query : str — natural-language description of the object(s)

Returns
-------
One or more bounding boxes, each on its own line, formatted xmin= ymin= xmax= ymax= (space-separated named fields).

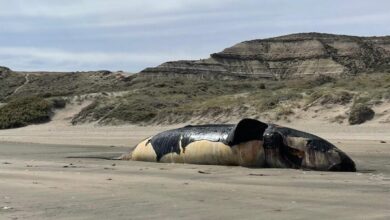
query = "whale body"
xmin=125 ymin=118 xmax=356 ymax=172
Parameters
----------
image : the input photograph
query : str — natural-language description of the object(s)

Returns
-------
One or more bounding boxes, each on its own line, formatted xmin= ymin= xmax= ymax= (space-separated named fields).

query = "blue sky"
xmin=0 ymin=0 xmax=389 ymax=72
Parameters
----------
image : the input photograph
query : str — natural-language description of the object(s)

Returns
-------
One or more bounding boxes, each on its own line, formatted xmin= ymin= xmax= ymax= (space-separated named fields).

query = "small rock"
xmin=198 ymin=170 xmax=211 ymax=174
xmin=2 ymin=206 xmax=13 ymax=210
xmin=63 ymin=164 xmax=78 ymax=168
xmin=249 ymin=173 xmax=267 ymax=176
xmin=111 ymin=163 xmax=116 ymax=166
xmin=380 ymin=140 xmax=386 ymax=143
xmin=2 ymin=162 xmax=11 ymax=165
xmin=106 ymin=178 xmax=112 ymax=181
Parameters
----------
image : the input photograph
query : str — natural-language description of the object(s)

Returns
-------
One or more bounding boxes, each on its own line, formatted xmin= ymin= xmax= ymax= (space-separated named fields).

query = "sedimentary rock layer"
xmin=141 ymin=33 xmax=390 ymax=79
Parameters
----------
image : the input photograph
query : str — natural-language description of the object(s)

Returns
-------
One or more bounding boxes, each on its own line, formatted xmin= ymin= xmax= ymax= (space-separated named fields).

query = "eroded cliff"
xmin=141 ymin=33 xmax=390 ymax=79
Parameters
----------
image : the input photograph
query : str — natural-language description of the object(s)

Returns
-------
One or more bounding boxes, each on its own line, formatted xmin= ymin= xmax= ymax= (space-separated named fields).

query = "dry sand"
xmin=0 ymin=106 xmax=389 ymax=219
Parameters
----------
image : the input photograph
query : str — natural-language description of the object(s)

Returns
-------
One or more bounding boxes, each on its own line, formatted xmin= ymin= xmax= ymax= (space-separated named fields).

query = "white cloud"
xmin=0 ymin=46 xmax=207 ymax=71
xmin=272 ymin=13 xmax=390 ymax=28
xmin=0 ymin=47 xmax=163 ymax=63
xmin=0 ymin=0 xmax=242 ymax=32
xmin=0 ymin=0 xmax=230 ymax=18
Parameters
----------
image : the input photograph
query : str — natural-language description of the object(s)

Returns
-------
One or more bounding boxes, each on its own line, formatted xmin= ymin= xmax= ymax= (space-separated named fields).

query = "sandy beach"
xmin=0 ymin=120 xmax=389 ymax=220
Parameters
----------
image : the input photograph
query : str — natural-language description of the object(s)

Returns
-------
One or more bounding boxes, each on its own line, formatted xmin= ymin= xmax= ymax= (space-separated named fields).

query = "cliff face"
xmin=140 ymin=33 xmax=390 ymax=79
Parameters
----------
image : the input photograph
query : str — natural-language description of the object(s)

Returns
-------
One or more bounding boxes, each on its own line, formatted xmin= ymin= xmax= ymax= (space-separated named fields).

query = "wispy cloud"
xmin=0 ymin=0 xmax=231 ymax=18
xmin=0 ymin=47 xmax=206 ymax=71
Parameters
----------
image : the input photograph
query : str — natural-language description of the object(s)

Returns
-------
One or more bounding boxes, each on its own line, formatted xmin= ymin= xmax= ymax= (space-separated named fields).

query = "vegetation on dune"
xmin=69 ymin=73 xmax=390 ymax=125
xmin=49 ymin=97 xmax=67 ymax=109
xmin=72 ymin=77 xmax=277 ymax=125
xmin=0 ymin=69 xmax=26 ymax=101
xmin=0 ymin=71 xmax=135 ymax=102
xmin=348 ymin=104 xmax=375 ymax=125
xmin=0 ymin=96 xmax=67 ymax=129
xmin=0 ymin=97 xmax=53 ymax=129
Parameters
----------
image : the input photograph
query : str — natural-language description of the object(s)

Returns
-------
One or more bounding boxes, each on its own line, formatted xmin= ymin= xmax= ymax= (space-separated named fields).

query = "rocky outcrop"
xmin=140 ymin=33 xmax=390 ymax=79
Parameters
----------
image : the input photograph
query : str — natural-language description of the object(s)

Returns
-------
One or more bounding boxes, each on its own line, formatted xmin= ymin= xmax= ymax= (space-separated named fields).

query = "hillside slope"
xmin=141 ymin=33 xmax=390 ymax=79
xmin=0 ymin=67 xmax=134 ymax=101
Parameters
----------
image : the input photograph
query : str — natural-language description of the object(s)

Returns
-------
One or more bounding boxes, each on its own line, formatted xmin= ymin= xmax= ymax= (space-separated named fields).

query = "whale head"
xmin=263 ymin=126 xmax=356 ymax=172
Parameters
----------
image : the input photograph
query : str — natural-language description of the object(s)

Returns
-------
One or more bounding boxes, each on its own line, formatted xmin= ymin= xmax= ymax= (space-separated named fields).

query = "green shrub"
xmin=256 ymin=96 xmax=279 ymax=111
xmin=320 ymin=91 xmax=353 ymax=105
xmin=50 ymin=98 xmax=67 ymax=109
xmin=348 ymin=104 xmax=375 ymax=125
xmin=275 ymin=106 xmax=294 ymax=120
xmin=0 ymin=97 xmax=52 ymax=129
xmin=258 ymin=83 xmax=266 ymax=89
xmin=71 ymin=101 xmax=100 ymax=124
xmin=286 ymin=75 xmax=335 ymax=89
xmin=109 ymin=103 xmax=157 ymax=123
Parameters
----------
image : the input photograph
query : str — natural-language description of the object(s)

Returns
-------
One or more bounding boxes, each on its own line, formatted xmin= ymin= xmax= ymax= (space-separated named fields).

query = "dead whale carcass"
xmin=125 ymin=118 xmax=356 ymax=171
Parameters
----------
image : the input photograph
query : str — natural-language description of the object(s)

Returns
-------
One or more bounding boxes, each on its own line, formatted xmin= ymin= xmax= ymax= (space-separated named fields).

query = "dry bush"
xmin=348 ymin=104 xmax=375 ymax=125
